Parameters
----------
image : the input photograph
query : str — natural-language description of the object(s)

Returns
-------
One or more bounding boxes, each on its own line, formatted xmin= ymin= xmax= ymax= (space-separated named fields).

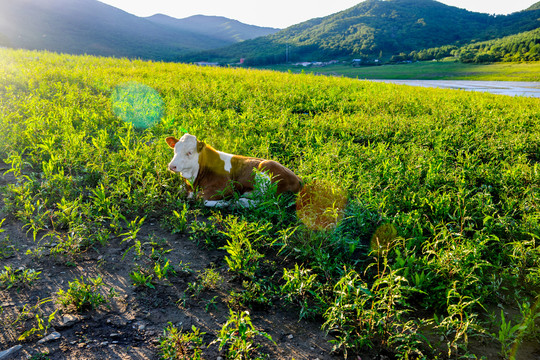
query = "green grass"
xmin=264 ymin=59 xmax=540 ymax=81
xmin=1 ymin=48 xmax=540 ymax=358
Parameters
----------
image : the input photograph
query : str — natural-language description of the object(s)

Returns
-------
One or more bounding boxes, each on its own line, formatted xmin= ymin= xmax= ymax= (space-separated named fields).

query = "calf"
xmin=166 ymin=134 xmax=302 ymax=207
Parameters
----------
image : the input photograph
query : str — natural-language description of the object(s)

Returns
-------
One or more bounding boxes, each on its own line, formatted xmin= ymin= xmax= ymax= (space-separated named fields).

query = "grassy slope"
xmin=1 ymin=48 xmax=540 ymax=358
xmin=264 ymin=60 xmax=540 ymax=81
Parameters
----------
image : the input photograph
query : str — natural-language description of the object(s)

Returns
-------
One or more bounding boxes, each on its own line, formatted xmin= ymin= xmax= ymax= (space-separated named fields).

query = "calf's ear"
xmin=197 ymin=140 xmax=206 ymax=152
xmin=165 ymin=137 xmax=178 ymax=148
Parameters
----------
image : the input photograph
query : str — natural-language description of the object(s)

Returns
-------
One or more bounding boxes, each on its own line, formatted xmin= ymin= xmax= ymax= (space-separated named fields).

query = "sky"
xmin=98 ymin=0 xmax=539 ymax=28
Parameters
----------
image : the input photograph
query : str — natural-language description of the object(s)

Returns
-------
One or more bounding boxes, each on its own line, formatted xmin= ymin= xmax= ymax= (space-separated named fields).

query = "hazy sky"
xmin=98 ymin=0 xmax=539 ymax=28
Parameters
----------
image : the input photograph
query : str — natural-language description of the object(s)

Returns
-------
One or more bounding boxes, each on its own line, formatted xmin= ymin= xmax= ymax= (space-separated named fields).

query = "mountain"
xmin=1 ymin=0 xmax=538 ymax=65
xmin=184 ymin=0 xmax=540 ymax=65
xmin=0 ymin=0 xmax=278 ymax=61
xmin=146 ymin=14 xmax=278 ymax=43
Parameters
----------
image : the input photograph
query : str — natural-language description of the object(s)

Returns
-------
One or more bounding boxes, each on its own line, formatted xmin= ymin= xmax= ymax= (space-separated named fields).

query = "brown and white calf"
xmin=166 ymin=134 xmax=302 ymax=207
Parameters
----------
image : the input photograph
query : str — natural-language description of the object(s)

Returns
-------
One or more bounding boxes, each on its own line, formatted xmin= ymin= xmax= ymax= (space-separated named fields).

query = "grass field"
xmin=264 ymin=60 xmax=540 ymax=81
xmin=1 ymin=48 xmax=540 ymax=359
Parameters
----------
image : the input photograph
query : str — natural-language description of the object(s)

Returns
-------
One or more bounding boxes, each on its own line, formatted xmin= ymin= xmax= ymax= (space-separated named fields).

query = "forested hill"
xmin=457 ymin=28 xmax=540 ymax=63
xmin=398 ymin=28 xmax=540 ymax=64
xmin=527 ymin=1 xmax=540 ymax=11
xmin=185 ymin=0 xmax=540 ymax=65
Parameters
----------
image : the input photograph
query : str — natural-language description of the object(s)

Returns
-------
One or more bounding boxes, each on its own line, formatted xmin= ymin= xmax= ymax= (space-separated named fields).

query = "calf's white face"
xmin=166 ymin=134 xmax=200 ymax=183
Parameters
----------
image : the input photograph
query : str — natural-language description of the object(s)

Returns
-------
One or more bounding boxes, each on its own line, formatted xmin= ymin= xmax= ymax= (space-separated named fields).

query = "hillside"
xmin=457 ymin=28 xmax=540 ymax=63
xmin=526 ymin=1 xmax=540 ymax=11
xmin=401 ymin=28 xmax=540 ymax=63
xmin=187 ymin=0 xmax=540 ymax=65
xmin=0 ymin=0 xmax=276 ymax=61
xmin=146 ymin=14 xmax=278 ymax=43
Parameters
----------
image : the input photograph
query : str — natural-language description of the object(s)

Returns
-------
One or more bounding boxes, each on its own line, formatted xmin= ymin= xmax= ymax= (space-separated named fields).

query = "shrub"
xmin=56 ymin=276 xmax=116 ymax=312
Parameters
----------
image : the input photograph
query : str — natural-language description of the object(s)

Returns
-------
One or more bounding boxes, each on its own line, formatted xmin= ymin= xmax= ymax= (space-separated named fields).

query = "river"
xmin=370 ymin=80 xmax=540 ymax=98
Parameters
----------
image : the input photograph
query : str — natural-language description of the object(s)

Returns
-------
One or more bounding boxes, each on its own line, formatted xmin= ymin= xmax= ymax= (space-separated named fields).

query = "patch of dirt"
xmin=0 ymin=161 xmax=342 ymax=360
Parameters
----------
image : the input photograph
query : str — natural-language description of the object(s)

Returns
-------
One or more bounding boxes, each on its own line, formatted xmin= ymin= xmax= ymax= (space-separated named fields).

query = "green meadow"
xmin=265 ymin=60 xmax=540 ymax=81
xmin=1 ymin=48 xmax=540 ymax=359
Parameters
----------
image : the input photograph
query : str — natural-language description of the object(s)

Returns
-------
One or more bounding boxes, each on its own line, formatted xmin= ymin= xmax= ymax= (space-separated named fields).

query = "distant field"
xmin=263 ymin=60 xmax=540 ymax=81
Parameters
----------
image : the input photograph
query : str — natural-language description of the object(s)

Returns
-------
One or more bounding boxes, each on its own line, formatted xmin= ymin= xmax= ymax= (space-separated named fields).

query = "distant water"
xmin=370 ymin=80 xmax=540 ymax=98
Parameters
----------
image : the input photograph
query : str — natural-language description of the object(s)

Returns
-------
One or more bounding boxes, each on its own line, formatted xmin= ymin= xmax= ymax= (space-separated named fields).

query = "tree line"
xmin=391 ymin=28 xmax=540 ymax=64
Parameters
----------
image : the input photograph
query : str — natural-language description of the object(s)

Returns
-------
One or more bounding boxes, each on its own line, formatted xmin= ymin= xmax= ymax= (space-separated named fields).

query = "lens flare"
xmin=296 ymin=180 xmax=348 ymax=231
xmin=111 ymin=82 xmax=164 ymax=129
xmin=370 ymin=223 xmax=398 ymax=256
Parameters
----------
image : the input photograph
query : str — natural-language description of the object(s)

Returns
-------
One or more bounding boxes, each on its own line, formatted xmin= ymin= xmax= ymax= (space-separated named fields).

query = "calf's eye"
xmin=186 ymin=151 xmax=192 ymax=156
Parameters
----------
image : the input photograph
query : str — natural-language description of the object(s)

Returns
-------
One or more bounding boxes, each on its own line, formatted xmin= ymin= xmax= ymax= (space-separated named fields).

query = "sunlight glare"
xmin=111 ymin=82 xmax=164 ymax=129
xmin=296 ymin=179 xmax=347 ymax=231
